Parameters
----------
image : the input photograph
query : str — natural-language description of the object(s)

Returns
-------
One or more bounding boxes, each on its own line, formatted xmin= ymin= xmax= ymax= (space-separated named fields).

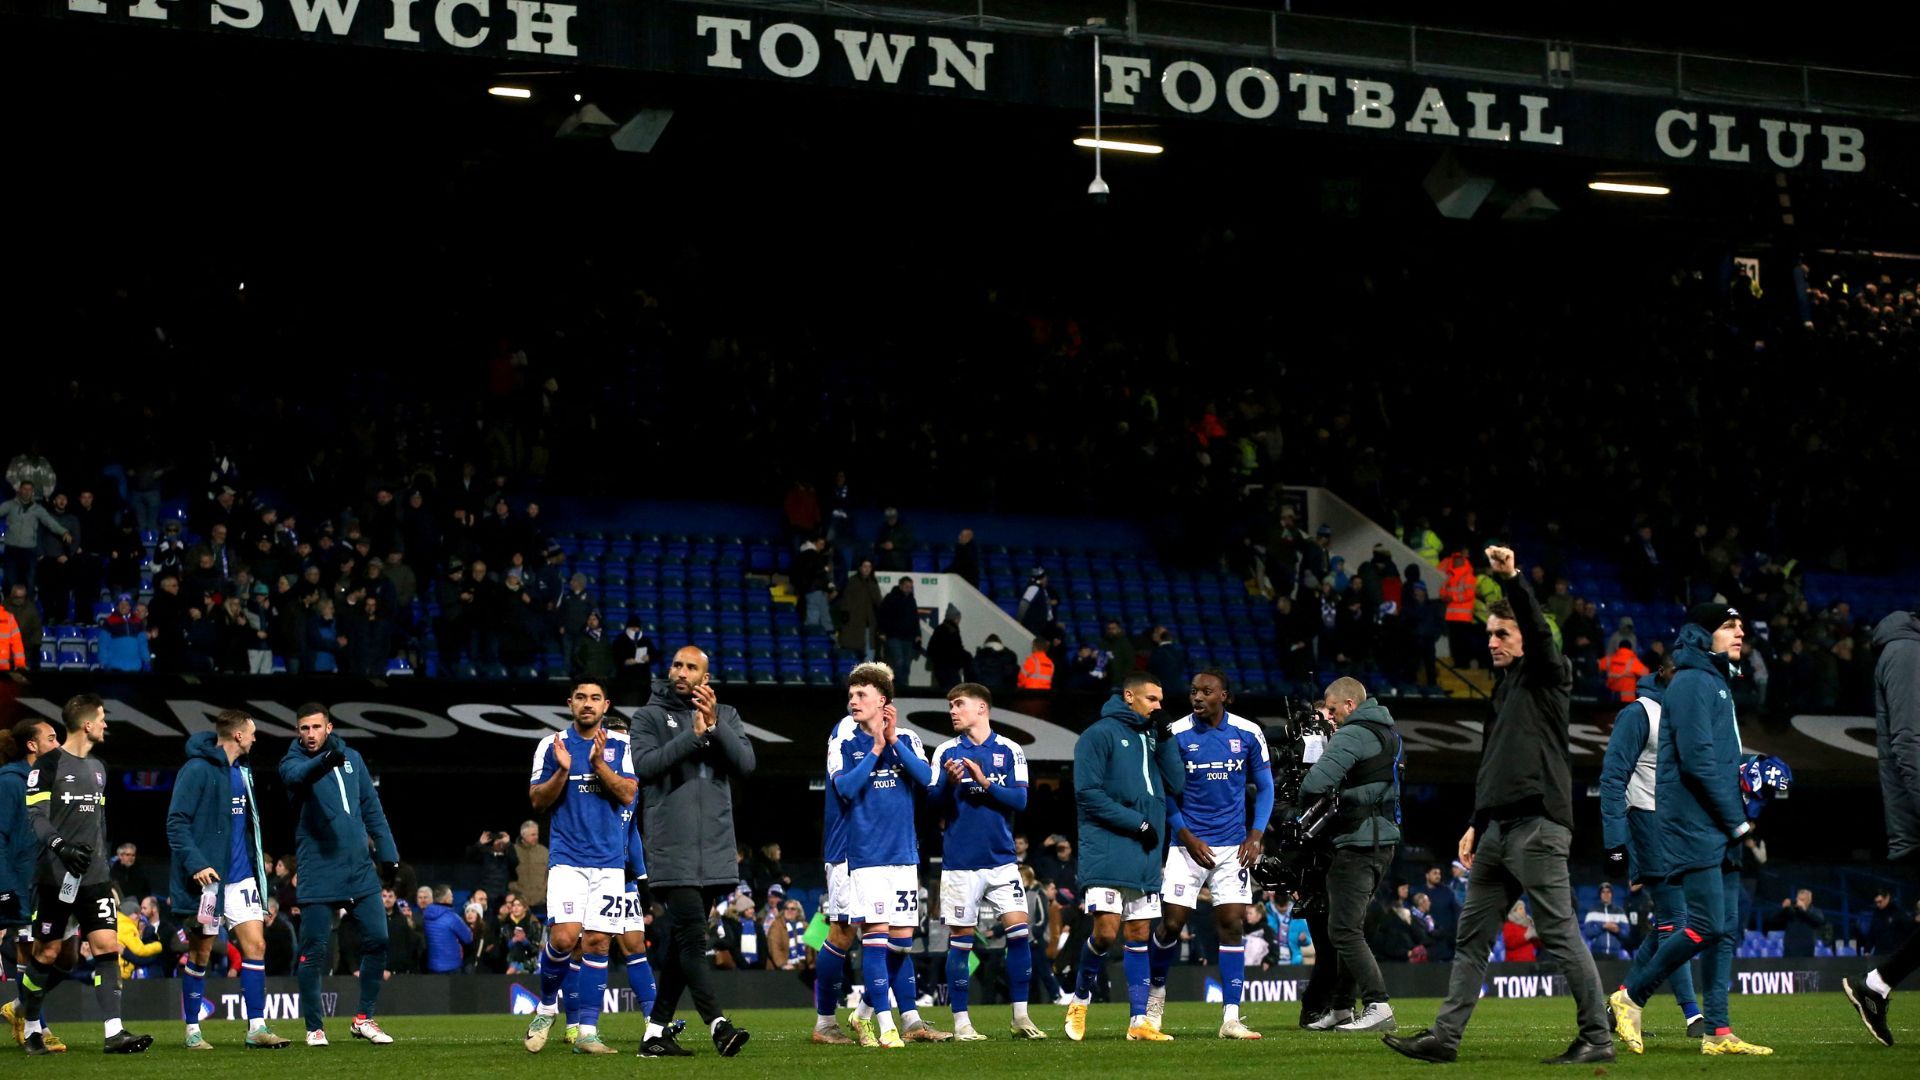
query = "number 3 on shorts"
xmin=96 ymin=897 xmax=113 ymax=924
xmin=895 ymin=890 xmax=913 ymax=913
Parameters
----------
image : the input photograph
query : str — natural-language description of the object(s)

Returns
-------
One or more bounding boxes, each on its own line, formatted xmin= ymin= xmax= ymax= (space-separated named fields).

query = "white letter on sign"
xmin=927 ymin=37 xmax=993 ymax=91
xmin=289 ymin=0 xmax=362 ymax=35
xmin=1225 ymin=67 xmax=1278 ymax=120
xmin=383 ymin=0 xmax=419 ymax=40
xmin=1160 ymin=61 xmax=1217 ymax=114
xmin=1707 ymin=114 xmax=1749 ymax=162
xmin=1102 ymin=55 xmax=1152 ymax=105
xmin=211 ymin=0 xmax=263 ymax=30
xmin=127 ymin=0 xmax=171 ymax=19
xmin=1758 ymin=119 xmax=1810 ymax=169
xmin=1289 ymin=73 xmax=1335 ymax=123
xmin=1346 ymin=78 xmax=1394 ymax=129
xmin=504 ymin=1 xmax=576 ymax=57
xmin=833 ymin=30 xmax=916 ymax=84
xmin=697 ymin=15 xmax=752 ymax=70
xmin=1518 ymin=95 xmax=1562 ymax=145
xmin=1403 ymin=86 xmax=1460 ymax=137
xmin=1655 ymin=109 xmax=1696 ymax=158
xmin=1465 ymin=91 xmax=1509 ymax=141
xmin=433 ymin=0 xmax=487 ymax=48
xmin=1821 ymin=125 xmax=1864 ymax=173
xmin=759 ymin=23 xmax=820 ymax=78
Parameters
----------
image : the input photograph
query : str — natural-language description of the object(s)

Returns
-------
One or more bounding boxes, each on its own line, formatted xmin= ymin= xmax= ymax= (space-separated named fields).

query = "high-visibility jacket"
xmin=1018 ymin=651 xmax=1055 ymax=690
xmin=1439 ymin=555 xmax=1477 ymax=624
xmin=1600 ymin=647 xmax=1650 ymax=702
xmin=0 ymin=608 xmax=26 ymax=670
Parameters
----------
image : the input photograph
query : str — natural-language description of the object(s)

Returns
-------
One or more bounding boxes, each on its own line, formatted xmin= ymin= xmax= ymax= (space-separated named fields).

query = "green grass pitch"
xmin=15 ymin=998 xmax=1917 ymax=1076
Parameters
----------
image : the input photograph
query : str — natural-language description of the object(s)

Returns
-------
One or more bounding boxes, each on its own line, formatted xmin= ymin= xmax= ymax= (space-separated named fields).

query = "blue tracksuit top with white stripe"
xmin=928 ymin=731 xmax=1029 ymax=870
xmin=530 ymin=726 xmax=636 ymax=871
xmin=1167 ymin=711 xmax=1274 ymax=846
xmin=832 ymin=727 xmax=931 ymax=870
xmin=822 ymin=717 xmax=858 ymax=864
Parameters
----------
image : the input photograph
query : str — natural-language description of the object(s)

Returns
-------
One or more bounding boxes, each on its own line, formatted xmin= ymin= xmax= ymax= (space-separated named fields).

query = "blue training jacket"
xmin=1599 ymin=673 xmax=1668 ymax=881
xmin=1654 ymin=624 xmax=1749 ymax=875
xmin=279 ymin=733 xmax=399 ymax=904
xmin=0 ymin=760 xmax=34 ymax=898
xmin=1073 ymin=694 xmax=1185 ymax=894
xmin=166 ymin=731 xmax=268 ymax=918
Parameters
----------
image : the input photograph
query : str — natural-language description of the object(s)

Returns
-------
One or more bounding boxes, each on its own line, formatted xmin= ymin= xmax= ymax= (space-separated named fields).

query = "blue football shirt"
xmin=836 ymin=728 xmax=928 ymax=870
xmin=929 ymin=732 xmax=1028 ymax=870
xmin=530 ymin=726 xmax=636 ymax=870
xmin=1167 ymin=712 xmax=1273 ymax=846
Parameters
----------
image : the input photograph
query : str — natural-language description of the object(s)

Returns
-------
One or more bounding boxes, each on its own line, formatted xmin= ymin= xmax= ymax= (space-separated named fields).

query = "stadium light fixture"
xmin=1588 ymin=180 xmax=1670 ymax=196
xmin=1073 ymin=138 xmax=1164 ymax=155
xmin=488 ymin=86 xmax=533 ymax=100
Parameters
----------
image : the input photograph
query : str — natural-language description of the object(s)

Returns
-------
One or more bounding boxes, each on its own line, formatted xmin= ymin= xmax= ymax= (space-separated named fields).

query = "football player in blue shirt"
xmin=810 ymin=712 xmax=862 ymax=1045
xmin=523 ymin=680 xmax=638 ymax=1055
xmin=1149 ymin=670 xmax=1273 ymax=1040
xmin=832 ymin=663 xmax=936 ymax=1049
xmin=928 ymin=683 xmax=1046 ymax=1041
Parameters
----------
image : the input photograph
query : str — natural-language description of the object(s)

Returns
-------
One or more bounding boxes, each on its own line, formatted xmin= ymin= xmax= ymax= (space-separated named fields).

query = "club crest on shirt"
xmin=25 ymin=770 xmax=37 ymax=786
xmin=603 ymin=747 xmax=617 ymax=763
xmin=1229 ymin=738 xmax=1242 ymax=754
xmin=991 ymin=752 xmax=1005 ymax=767
xmin=94 ymin=770 xmax=105 ymax=786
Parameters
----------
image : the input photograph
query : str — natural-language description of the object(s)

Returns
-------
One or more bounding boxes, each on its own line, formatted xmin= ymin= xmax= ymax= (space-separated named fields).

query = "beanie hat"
xmin=1687 ymin=602 xmax=1741 ymax=634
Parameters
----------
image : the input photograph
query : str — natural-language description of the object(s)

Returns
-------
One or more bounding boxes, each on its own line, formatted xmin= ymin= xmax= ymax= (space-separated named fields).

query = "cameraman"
xmin=1298 ymin=677 xmax=1401 ymax=1034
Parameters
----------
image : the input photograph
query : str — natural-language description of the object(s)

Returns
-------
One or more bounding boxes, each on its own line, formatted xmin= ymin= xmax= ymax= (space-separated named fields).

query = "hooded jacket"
xmin=0 ymin=758 xmax=34 ymax=899
xmin=166 ymin=731 xmax=267 ymax=918
xmin=1073 ymin=695 xmax=1185 ymax=894
xmin=1599 ymin=674 xmax=1667 ymax=881
xmin=629 ymin=677 xmax=757 ymax=887
xmin=1872 ymin=611 xmax=1920 ymax=859
xmin=1654 ymin=623 xmax=1749 ymax=875
xmin=278 ymin=733 xmax=399 ymax=903
xmin=1474 ymin=574 xmax=1575 ymax=832
xmin=1300 ymin=698 xmax=1402 ymax=849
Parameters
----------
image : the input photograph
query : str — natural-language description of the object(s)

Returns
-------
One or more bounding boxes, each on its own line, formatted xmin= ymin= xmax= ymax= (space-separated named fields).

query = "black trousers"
xmin=1327 ymin=844 xmax=1396 ymax=1006
xmin=650 ymin=884 xmax=730 ymax=1027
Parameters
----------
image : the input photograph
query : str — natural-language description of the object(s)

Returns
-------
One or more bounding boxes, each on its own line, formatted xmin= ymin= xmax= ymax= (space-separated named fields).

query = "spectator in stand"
xmin=1564 ymin=599 xmax=1603 ymax=672
xmin=2 ymin=583 xmax=41 ymax=669
xmin=1017 ymin=568 xmax=1057 ymax=640
xmin=1502 ymin=899 xmax=1540 ymax=963
xmin=554 ymin=570 xmax=593 ymax=658
xmin=944 ymin=528 xmax=980 ymax=587
xmin=1146 ymin=625 xmax=1186 ymax=691
xmin=1064 ymin=644 xmax=1106 ymax=691
xmin=382 ymin=888 xmax=419 ymax=976
xmin=972 ymin=633 xmax=1018 ymax=693
xmin=1600 ymin=638 xmax=1651 ymax=703
xmin=1861 ymin=889 xmax=1904 ymax=958
xmin=1583 ymin=883 xmax=1630 ymax=959
xmin=782 ymin=478 xmax=821 ymax=543
xmin=497 ymin=895 xmax=542 ymax=974
xmin=1100 ymin=619 xmax=1136 ymax=689
xmin=1415 ymin=865 xmax=1459 ymax=963
xmin=746 ymin=842 xmax=791 ymax=902
xmin=498 ymin=569 xmax=545 ymax=677
xmin=1366 ymin=883 xmax=1429 ymax=963
xmin=1437 ymin=549 xmax=1478 ymax=669
xmin=791 ymin=534 xmax=833 ymax=634
xmin=304 ymin=596 xmax=344 ymax=674
xmin=874 ymin=506 xmax=915 ymax=572
xmin=769 ymin=896 xmax=809 ymax=971
xmin=1033 ymin=836 xmax=1077 ymax=891
xmin=835 ymin=557 xmax=883 ymax=664
xmin=263 ymin=899 xmax=299 ymax=977
xmin=34 ymin=490 xmax=84 ymax=620
xmin=612 ymin=614 xmax=655 ymax=700
xmin=461 ymin=902 xmax=490 ymax=973
xmin=1017 ymin=637 xmax=1055 ymax=690
xmin=99 ymin=595 xmax=150 ymax=672
xmin=1623 ymin=524 xmax=1664 ymax=602
xmin=1 ymin=480 xmax=70 ymax=597
xmin=570 ymin=610 xmax=616 ymax=683
xmin=878 ymin=575 xmax=921 ymax=682
xmin=1765 ymin=889 xmax=1826 ymax=957
xmin=1405 ymin=583 xmax=1442 ymax=689
xmin=467 ymin=830 xmax=518 ymax=902
xmin=214 ymin=593 xmax=265 ymax=674
xmin=511 ymin=821 xmax=547 ymax=913
xmin=109 ymin=842 xmax=155 ymax=902
xmin=422 ymin=886 xmax=471 ymax=974
xmin=927 ymin=608 xmax=970 ymax=689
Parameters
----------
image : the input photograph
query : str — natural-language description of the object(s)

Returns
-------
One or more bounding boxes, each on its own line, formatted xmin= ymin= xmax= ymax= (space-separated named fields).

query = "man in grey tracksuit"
xmin=628 ymin=648 xmax=756 ymax=1057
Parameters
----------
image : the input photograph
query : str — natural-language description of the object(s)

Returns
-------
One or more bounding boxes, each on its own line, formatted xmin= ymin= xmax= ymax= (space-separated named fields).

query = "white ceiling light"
xmin=1073 ymin=137 xmax=1164 ymax=155
xmin=1588 ymin=181 xmax=1670 ymax=196
xmin=488 ymin=86 xmax=533 ymax=100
